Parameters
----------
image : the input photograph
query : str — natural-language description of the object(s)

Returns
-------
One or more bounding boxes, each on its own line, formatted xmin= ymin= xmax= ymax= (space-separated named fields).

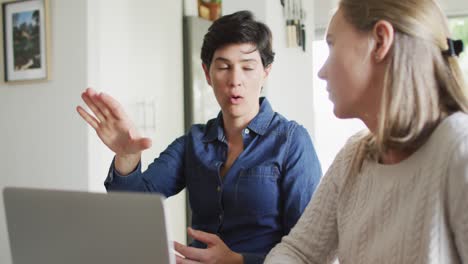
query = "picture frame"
xmin=2 ymin=0 xmax=50 ymax=82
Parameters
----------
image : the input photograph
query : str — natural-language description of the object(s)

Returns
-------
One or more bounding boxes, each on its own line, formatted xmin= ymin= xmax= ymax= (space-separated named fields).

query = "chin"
xmin=333 ymin=106 xmax=354 ymax=119
xmin=223 ymin=108 xmax=244 ymax=118
xmin=230 ymin=111 xmax=247 ymax=119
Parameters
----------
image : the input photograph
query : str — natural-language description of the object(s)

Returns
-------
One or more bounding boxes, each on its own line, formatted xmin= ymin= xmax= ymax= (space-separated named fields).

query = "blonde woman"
xmin=265 ymin=0 xmax=468 ymax=263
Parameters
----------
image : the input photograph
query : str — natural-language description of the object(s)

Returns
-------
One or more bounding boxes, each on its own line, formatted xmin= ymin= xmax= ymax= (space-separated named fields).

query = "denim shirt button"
xmin=244 ymin=128 xmax=250 ymax=135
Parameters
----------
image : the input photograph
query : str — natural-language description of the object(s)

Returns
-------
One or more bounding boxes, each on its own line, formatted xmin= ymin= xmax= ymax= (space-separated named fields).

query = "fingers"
xmin=81 ymin=88 xmax=107 ymax=123
xmin=187 ymin=227 xmax=220 ymax=246
xmin=89 ymin=90 xmax=127 ymax=121
xmin=134 ymin=137 xmax=152 ymax=151
xmin=176 ymin=255 xmax=185 ymax=264
xmin=174 ymin=241 xmax=206 ymax=262
xmin=92 ymin=94 xmax=113 ymax=121
xmin=99 ymin=92 xmax=127 ymax=120
xmin=82 ymin=88 xmax=125 ymax=122
xmin=76 ymin=106 xmax=99 ymax=129
xmin=176 ymin=255 xmax=201 ymax=264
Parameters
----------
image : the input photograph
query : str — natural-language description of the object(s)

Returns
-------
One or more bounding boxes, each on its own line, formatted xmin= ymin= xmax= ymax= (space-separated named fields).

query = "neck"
xmin=223 ymin=116 xmax=250 ymax=143
xmin=360 ymin=71 xmax=385 ymax=134
xmin=359 ymin=111 xmax=411 ymax=165
xmin=222 ymin=106 xmax=259 ymax=143
xmin=380 ymin=149 xmax=411 ymax=165
xmin=361 ymin=113 xmax=378 ymax=134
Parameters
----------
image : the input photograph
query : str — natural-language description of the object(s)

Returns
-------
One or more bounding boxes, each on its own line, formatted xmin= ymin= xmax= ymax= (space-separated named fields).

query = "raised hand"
xmin=76 ymin=88 xmax=152 ymax=174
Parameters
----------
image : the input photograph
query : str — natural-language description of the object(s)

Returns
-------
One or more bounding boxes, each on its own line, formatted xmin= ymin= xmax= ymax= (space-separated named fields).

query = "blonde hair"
xmin=338 ymin=0 xmax=468 ymax=174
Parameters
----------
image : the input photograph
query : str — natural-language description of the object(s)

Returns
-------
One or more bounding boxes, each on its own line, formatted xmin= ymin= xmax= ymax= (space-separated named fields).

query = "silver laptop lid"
xmin=3 ymin=187 xmax=175 ymax=264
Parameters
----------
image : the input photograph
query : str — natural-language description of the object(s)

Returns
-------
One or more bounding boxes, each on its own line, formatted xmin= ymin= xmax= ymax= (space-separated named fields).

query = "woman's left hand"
xmin=174 ymin=227 xmax=243 ymax=264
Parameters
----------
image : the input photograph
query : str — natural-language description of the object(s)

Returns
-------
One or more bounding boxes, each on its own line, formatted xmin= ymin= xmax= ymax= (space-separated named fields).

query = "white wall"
xmin=0 ymin=0 xmax=186 ymax=262
xmin=184 ymin=0 xmax=198 ymax=16
xmin=314 ymin=0 xmax=338 ymax=31
xmin=266 ymin=1 xmax=316 ymax=136
xmin=223 ymin=0 xmax=266 ymax=21
xmin=224 ymin=0 xmax=317 ymax=137
xmin=87 ymin=0 xmax=187 ymax=245
xmin=440 ymin=0 xmax=468 ymax=16
xmin=0 ymin=0 xmax=88 ymax=262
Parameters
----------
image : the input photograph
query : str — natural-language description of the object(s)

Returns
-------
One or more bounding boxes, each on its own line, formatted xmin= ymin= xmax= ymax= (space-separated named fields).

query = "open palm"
xmin=76 ymin=88 xmax=152 ymax=156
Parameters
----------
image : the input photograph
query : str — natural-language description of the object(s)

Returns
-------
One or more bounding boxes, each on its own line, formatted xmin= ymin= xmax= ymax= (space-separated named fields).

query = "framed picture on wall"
xmin=2 ymin=0 xmax=50 ymax=82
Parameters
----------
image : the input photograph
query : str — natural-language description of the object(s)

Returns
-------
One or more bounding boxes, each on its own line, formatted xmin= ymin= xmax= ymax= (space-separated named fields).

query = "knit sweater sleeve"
xmin=264 ymin=133 xmax=362 ymax=264
xmin=447 ymin=133 xmax=468 ymax=262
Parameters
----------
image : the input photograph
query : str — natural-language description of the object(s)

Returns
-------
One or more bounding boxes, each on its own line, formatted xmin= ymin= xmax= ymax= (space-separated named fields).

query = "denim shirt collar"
xmin=202 ymin=97 xmax=275 ymax=142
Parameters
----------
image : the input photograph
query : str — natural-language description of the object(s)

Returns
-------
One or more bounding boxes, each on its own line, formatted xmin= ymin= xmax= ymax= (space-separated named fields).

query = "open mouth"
xmin=230 ymin=95 xmax=243 ymax=104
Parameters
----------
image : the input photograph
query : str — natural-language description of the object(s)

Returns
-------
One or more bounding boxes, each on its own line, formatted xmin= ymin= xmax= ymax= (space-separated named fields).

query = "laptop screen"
xmin=3 ymin=187 xmax=175 ymax=264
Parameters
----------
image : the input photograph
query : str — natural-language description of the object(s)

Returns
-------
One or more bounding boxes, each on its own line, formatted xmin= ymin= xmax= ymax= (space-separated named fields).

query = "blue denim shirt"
xmin=104 ymin=98 xmax=322 ymax=264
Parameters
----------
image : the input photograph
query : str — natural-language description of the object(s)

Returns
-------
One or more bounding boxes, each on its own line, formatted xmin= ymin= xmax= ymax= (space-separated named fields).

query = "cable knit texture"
xmin=265 ymin=112 xmax=468 ymax=264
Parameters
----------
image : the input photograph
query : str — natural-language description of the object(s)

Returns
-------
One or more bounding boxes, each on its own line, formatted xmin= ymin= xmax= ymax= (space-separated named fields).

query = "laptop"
xmin=3 ymin=187 xmax=175 ymax=264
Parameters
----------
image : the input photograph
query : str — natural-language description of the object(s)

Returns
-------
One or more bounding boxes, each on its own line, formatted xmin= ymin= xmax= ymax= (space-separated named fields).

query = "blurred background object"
xmin=198 ymin=0 xmax=222 ymax=21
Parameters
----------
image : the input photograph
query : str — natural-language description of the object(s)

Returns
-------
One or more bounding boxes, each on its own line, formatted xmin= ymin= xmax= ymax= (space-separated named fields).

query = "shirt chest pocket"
xmin=187 ymin=163 xmax=220 ymax=217
xmin=235 ymin=166 xmax=280 ymax=216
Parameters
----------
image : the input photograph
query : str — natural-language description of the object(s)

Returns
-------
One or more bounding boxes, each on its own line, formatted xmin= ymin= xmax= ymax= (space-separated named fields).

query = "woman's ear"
xmin=372 ymin=20 xmax=394 ymax=62
xmin=202 ymin=63 xmax=212 ymax=86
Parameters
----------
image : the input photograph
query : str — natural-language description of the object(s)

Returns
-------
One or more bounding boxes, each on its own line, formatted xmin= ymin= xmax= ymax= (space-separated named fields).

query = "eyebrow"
xmin=213 ymin=57 xmax=258 ymax=63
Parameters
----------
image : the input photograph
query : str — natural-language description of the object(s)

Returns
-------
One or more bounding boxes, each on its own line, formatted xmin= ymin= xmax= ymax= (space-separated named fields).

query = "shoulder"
xmin=438 ymin=112 xmax=468 ymax=165
xmin=324 ymin=130 xmax=368 ymax=185
xmin=442 ymin=113 xmax=468 ymax=221
xmin=425 ymin=112 xmax=468 ymax=158
xmin=268 ymin=112 xmax=309 ymax=137
xmin=436 ymin=112 xmax=468 ymax=143
xmin=336 ymin=130 xmax=368 ymax=163
xmin=184 ymin=117 xmax=218 ymax=140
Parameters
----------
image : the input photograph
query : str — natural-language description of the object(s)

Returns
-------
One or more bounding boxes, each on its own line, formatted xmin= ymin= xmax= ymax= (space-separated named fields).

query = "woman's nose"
xmin=317 ymin=63 xmax=327 ymax=80
xmin=228 ymin=68 xmax=243 ymax=87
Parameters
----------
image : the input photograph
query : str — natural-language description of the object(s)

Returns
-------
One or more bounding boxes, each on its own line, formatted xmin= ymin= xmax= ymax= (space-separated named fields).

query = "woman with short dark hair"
xmin=77 ymin=11 xmax=322 ymax=264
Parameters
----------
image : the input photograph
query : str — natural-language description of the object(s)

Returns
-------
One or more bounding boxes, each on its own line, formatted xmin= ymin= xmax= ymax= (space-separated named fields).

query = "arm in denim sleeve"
xmin=104 ymin=135 xmax=186 ymax=198
xmin=281 ymin=124 xmax=322 ymax=234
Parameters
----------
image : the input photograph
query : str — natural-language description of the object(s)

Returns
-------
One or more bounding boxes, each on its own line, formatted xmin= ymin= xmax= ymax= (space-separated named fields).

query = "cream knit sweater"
xmin=265 ymin=112 xmax=468 ymax=264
